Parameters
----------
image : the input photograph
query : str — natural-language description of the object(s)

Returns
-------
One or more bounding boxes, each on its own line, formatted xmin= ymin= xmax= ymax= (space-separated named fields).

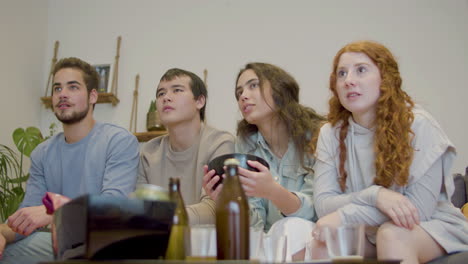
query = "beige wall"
xmin=0 ymin=0 xmax=47 ymax=148
xmin=2 ymin=0 xmax=467 ymax=173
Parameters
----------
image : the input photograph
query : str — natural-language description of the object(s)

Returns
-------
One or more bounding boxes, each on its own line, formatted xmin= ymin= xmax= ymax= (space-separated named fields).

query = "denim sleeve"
xmin=249 ymin=196 xmax=267 ymax=230
xmin=288 ymin=171 xmax=316 ymax=221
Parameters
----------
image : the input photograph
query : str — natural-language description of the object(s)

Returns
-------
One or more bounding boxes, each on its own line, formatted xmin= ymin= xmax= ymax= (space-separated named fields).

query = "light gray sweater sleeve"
xmin=338 ymin=156 xmax=444 ymax=225
xmin=401 ymin=156 xmax=443 ymax=221
xmin=313 ymin=157 xmax=382 ymax=217
xmin=313 ymin=127 xmax=382 ymax=218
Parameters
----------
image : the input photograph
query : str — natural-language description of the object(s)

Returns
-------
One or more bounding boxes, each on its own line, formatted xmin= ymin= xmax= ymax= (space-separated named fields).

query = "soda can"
xmin=132 ymin=183 xmax=169 ymax=201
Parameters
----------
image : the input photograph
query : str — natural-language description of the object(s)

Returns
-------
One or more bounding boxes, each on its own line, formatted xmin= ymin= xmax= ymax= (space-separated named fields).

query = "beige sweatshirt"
xmin=138 ymin=124 xmax=235 ymax=225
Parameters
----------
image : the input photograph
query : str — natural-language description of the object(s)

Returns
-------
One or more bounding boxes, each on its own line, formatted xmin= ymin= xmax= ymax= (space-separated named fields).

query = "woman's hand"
xmin=202 ymin=165 xmax=223 ymax=201
xmin=312 ymin=211 xmax=342 ymax=242
xmin=376 ymin=188 xmax=419 ymax=229
xmin=238 ymin=160 xmax=277 ymax=199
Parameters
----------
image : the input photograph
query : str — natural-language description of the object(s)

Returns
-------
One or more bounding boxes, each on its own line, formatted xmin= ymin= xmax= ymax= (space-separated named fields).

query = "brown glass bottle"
xmin=215 ymin=158 xmax=250 ymax=260
xmin=165 ymin=178 xmax=190 ymax=260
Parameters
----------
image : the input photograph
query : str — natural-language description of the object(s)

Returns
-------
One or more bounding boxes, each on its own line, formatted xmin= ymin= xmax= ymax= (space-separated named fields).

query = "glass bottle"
xmin=215 ymin=158 xmax=250 ymax=260
xmin=165 ymin=178 xmax=190 ymax=260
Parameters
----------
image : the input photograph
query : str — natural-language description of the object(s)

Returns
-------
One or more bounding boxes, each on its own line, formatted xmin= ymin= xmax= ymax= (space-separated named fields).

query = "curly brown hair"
xmin=236 ymin=63 xmax=326 ymax=171
xmin=328 ymin=41 xmax=415 ymax=191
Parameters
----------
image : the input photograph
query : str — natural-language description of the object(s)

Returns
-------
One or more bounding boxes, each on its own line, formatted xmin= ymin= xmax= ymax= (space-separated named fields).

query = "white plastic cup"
xmin=262 ymin=233 xmax=287 ymax=263
xmin=249 ymin=227 xmax=264 ymax=260
xmin=188 ymin=224 xmax=216 ymax=261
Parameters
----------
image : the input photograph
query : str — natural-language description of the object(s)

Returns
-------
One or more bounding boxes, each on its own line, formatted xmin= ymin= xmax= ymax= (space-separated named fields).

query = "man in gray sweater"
xmin=0 ymin=57 xmax=139 ymax=263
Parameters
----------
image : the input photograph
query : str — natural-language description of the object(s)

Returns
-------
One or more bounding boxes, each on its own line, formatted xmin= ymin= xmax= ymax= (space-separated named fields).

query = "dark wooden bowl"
xmin=208 ymin=153 xmax=270 ymax=190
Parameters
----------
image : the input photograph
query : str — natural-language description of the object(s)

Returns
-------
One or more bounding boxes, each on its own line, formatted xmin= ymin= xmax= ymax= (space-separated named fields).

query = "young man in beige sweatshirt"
xmin=137 ymin=68 xmax=234 ymax=224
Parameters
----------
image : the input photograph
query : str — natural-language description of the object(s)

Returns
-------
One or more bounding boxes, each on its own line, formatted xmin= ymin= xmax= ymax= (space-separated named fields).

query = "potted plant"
xmin=146 ymin=100 xmax=165 ymax=131
xmin=0 ymin=124 xmax=56 ymax=222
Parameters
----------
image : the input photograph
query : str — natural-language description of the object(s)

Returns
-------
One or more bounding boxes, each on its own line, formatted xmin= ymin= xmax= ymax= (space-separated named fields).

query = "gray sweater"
xmin=313 ymin=106 xmax=468 ymax=253
xmin=22 ymin=122 xmax=139 ymax=208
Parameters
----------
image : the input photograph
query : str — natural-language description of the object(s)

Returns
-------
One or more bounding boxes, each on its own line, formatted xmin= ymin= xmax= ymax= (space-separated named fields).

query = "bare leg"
xmin=308 ymin=239 xmax=329 ymax=260
xmin=292 ymin=248 xmax=305 ymax=261
xmin=377 ymin=222 xmax=446 ymax=264
xmin=306 ymin=232 xmax=375 ymax=260
xmin=364 ymin=236 xmax=377 ymax=258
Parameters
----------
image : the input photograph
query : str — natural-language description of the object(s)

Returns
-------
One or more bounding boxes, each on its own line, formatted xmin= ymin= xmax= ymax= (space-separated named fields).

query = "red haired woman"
xmin=312 ymin=41 xmax=468 ymax=263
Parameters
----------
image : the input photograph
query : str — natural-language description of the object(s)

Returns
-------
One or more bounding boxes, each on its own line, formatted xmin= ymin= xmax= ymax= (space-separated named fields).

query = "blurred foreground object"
xmin=52 ymin=194 xmax=175 ymax=260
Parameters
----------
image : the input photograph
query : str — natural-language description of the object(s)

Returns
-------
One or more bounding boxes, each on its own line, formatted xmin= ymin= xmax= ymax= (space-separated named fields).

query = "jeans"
xmin=1 ymin=232 xmax=53 ymax=264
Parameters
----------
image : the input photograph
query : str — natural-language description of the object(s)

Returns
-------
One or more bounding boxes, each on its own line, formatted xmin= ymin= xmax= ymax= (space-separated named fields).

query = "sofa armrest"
xmin=451 ymin=173 xmax=466 ymax=208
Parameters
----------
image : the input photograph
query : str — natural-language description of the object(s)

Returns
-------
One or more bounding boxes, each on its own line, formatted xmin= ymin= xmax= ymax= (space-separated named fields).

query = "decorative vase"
xmin=146 ymin=111 xmax=165 ymax=131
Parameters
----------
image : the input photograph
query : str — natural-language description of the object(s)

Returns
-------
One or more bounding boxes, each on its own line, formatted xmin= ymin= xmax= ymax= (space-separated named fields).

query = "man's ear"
xmin=89 ymin=89 xmax=98 ymax=105
xmin=195 ymin=95 xmax=206 ymax=110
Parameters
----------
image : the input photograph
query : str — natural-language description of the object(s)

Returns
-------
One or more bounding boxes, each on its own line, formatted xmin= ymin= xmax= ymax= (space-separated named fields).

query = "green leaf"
xmin=13 ymin=127 xmax=44 ymax=157
xmin=0 ymin=145 xmax=21 ymax=182
xmin=46 ymin=123 xmax=58 ymax=140
xmin=148 ymin=100 xmax=156 ymax=112
xmin=7 ymin=174 xmax=29 ymax=184
xmin=0 ymin=193 xmax=24 ymax=222
xmin=11 ymin=186 xmax=25 ymax=196
xmin=1 ymin=126 xmax=46 ymax=222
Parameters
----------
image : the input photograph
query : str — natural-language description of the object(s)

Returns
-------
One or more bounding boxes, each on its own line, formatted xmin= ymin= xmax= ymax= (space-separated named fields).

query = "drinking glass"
xmin=250 ymin=227 xmax=264 ymax=260
xmin=324 ymin=224 xmax=365 ymax=261
xmin=187 ymin=224 xmax=216 ymax=261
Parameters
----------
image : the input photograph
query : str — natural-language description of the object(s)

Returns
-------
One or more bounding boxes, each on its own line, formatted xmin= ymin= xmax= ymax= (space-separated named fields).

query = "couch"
xmin=428 ymin=167 xmax=468 ymax=264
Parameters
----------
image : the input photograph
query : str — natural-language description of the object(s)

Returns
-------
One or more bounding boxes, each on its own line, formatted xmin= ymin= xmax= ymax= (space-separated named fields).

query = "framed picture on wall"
xmin=93 ymin=64 xmax=112 ymax=93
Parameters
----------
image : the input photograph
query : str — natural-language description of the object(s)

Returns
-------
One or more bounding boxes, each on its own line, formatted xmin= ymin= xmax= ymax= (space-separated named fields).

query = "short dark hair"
xmin=160 ymin=68 xmax=207 ymax=121
xmin=52 ymin=57 xmax=99 ymax=96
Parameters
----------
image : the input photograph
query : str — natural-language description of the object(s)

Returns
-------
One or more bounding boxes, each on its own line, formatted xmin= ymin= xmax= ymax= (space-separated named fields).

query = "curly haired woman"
xmin=311 ymin=41 xmax=468 ymax=263
xmin=203 ymin=63 xmax=325 ymax=260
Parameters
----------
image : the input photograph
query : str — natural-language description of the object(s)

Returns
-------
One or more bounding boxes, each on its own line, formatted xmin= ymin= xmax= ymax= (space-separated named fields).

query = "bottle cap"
xmin=224 ymin=158 xmax=240 ymax=166
xmin=169 ymin=177 xmax=180 ymax=185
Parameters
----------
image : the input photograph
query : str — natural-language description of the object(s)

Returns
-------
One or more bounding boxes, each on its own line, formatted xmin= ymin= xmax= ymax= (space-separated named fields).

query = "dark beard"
xmin=54 ymin=105 xmax=90 ymax=124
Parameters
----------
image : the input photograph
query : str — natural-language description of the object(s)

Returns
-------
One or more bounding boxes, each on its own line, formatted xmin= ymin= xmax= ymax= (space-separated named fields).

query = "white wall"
xmin=0 ymin=0 xmax=48 ymax=148
xmin=32 ymin=0 xmax=468 ymax=173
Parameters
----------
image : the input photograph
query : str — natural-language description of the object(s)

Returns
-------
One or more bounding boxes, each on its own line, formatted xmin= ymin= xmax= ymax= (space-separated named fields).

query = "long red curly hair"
xmin=328 ymin=41 xmax=415 ymax=191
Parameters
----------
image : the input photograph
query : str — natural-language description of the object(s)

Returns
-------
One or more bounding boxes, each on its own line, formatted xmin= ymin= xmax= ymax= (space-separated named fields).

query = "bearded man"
xmin=0 ymin=57 xmax=139 ymax=263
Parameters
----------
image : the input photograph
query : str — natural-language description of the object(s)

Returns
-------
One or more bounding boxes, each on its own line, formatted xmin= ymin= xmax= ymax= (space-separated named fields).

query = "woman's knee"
xmin=308 ymin=239 xmax=328 ymax=260
xmin=376 ymin=222 xmax=407 ymax=245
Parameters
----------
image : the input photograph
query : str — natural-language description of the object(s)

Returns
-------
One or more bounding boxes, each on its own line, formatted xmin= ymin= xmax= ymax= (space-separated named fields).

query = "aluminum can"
xmin=132 ymin=183 xmax=169 ymax=201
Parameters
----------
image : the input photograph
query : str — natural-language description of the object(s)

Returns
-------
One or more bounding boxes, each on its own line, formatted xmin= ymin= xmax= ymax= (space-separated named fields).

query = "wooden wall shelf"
xmin=40 ymin=93 xmax=120 ymax=109
xmin=134 ymin=130 xmax=167 ymax=142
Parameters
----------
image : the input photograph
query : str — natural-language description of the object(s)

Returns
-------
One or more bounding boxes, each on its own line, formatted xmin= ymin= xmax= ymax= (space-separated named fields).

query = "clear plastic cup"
xmin=187 ymin=224 xmax=216 ymax=261
xmin=324 ymin=224 xmax=365 ymax=261
xmin=250 ymin=227 xmax=264 ymax=260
